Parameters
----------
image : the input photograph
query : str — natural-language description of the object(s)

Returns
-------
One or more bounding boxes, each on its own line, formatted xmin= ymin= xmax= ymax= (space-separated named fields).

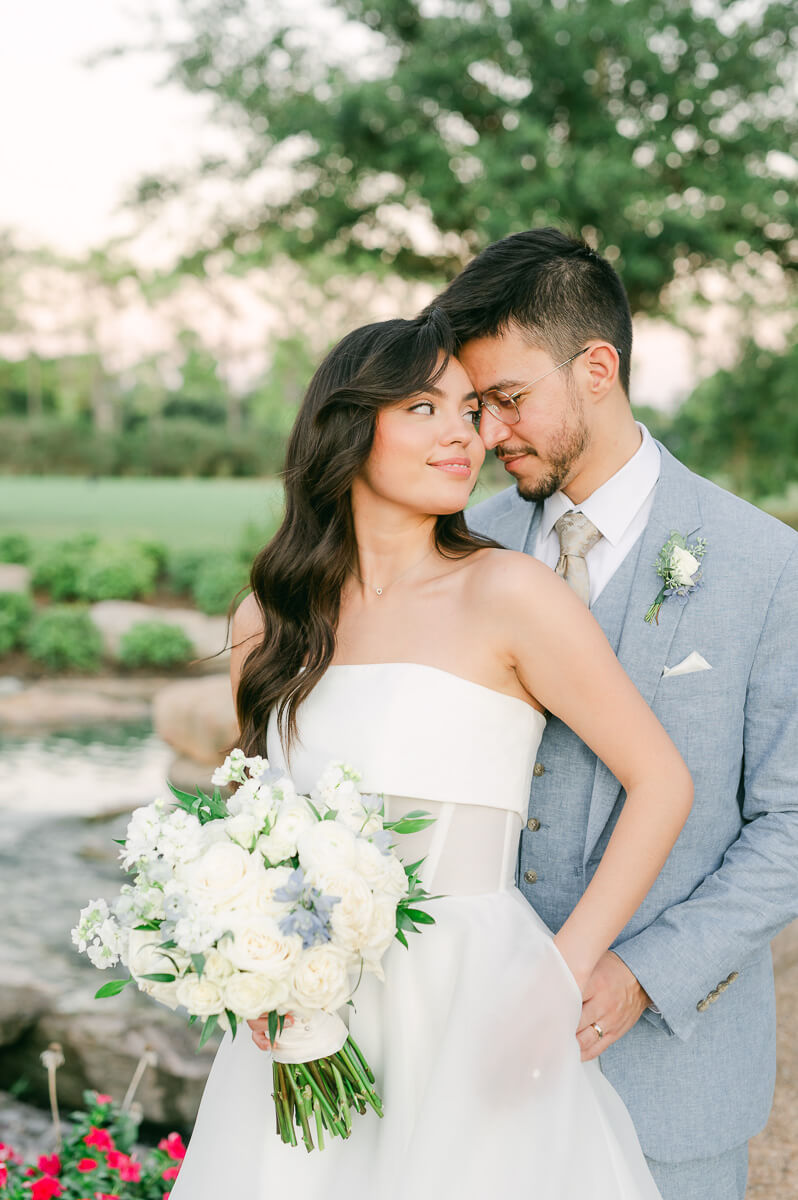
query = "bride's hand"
xmin=247 ymin=1012 xmax=294 ymax=1051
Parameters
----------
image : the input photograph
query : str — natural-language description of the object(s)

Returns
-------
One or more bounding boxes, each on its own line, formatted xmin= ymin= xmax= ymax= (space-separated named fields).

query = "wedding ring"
xmin=591 ymin=1022 xmax=604 ymax=1039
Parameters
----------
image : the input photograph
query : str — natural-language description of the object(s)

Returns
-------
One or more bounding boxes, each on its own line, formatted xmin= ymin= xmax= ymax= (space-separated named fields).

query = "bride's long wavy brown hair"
xmin=235 ymin=308 xmax=498 ymax=756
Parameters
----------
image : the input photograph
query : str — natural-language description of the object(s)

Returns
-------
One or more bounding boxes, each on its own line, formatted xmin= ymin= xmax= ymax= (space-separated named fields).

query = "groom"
xmin=429 ymin=229 xmax=798 ymax=1199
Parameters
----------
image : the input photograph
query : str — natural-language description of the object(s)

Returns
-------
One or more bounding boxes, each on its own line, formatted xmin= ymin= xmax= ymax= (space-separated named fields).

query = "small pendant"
xmin=375 ymin=587 xmax=383 ymax=596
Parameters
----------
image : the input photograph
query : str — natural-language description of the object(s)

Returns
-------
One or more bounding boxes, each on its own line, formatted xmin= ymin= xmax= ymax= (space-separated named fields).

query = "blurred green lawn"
xmin=1 ymin=476 xmax=286 ymax=551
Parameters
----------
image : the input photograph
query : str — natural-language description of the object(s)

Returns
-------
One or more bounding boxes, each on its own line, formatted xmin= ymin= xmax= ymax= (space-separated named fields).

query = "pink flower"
xmin=162 ymin=1165 xmax=180 ymax=1181
xmin=119 ymin=1161 xmax=141 ymax=1183
xmin=0 ymin=1146 xmax=19 ymax=1164
xmin=30 ymin=1178 xmax=62 ymax=1200
xmin=37 ymin=1155 xmax=60 ymax=1176
xmin=94 ymin=1093 xmax=113 ymax=1104
xmin=95 ymin=1194 xmax=121 ymax=1199
xmin=83 ymin=1128 xmax=114 ymax=1153
xmin=0 ymin=1162 xmax=7 ymax=1187
xmin=158 ymin=1133 xmax=187 ymax=1161
xmin=76 ymin=1159 xmax=98 ymax=1173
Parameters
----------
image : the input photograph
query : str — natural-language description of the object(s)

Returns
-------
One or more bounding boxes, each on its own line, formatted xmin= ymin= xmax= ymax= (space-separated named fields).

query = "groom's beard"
xmin=497 ymin=412 xmax=591 ymax=504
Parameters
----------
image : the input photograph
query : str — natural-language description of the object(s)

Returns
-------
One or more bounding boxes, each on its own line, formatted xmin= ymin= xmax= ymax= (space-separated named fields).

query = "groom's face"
xmin=459 ymin=328 xmax=590 ymax=503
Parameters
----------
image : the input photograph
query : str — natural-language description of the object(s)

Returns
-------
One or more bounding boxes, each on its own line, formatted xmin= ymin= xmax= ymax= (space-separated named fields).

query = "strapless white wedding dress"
xmin=171 ymin=663 xmax=661 ymax=1199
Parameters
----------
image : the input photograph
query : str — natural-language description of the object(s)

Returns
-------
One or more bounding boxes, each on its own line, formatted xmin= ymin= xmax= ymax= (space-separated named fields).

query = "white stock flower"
xmin=157 ymin=809 xmax=206 ymax=865
xmin=258 ymin=798 xmax=315 ymax=863
xmin=71 ymin=898 xmax=110 ymax=952
xmin=222 ymin=971 xmax=290 ymax=1019
xmin=290 ymin=944 xmax=355 ymax=1012
xmin=297 ymin=821 xmax=358 ymax=875
xmin=120 ymin=802 xmax=165 ymax=868
xmin=177 ymin=841 xmax=266 ymax=914
xmin=670 ymin=545 xmax=701 ymax=587
xmin=84 ymin=915 xmax=126 ymax=969
xmin=220 ymin=915 xmax=302 ymax=978
xmin=211 ymin=748 xmax=250 ymax=786
xmin=307 ymin=867 xmax=375 ymax=953
xmin=354 ymin=839 xmax=409 ymax=899
xmin=174 ymin=913 xmax=225 ymax=954
xmin=176 ymin=974 xmax=225 ymax=1018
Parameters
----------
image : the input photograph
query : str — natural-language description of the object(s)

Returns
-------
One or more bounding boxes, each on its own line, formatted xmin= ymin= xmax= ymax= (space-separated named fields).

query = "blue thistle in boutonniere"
xmin=644 ymin=531 xmax=707 ymax=624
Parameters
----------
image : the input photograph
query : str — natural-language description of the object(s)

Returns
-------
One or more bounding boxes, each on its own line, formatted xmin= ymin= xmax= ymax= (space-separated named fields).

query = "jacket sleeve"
xmin=613 ymin=543 xmax=798 ymax=1041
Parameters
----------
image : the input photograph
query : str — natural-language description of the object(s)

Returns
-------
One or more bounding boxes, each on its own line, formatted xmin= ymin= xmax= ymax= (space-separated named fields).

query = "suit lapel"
xmin=584 ymin=447 xmax=705 ymax=861
xmin=496 ymin=490 xmax=540 ymax=553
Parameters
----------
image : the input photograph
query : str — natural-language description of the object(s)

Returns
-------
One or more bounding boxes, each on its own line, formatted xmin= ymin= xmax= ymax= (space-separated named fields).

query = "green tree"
xmin=669 ymin=339 xmax=798 ymax=498
xmin=133 ymin=0 xmax=795 ymax=309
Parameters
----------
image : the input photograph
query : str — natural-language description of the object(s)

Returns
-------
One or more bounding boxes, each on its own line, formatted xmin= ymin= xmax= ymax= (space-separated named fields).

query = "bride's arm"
xmin=486 ymin=552 xmax=693 ymax=990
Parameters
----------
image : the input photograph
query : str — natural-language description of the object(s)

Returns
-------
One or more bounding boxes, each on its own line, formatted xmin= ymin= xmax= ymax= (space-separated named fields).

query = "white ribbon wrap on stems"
xmin=269 ymin=1009 xmax=349 ymax=1064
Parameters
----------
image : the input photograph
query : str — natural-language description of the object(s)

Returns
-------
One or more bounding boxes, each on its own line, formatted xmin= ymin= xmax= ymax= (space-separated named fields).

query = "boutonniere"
xmin=645 ymin=531 xmax=707 ymax=624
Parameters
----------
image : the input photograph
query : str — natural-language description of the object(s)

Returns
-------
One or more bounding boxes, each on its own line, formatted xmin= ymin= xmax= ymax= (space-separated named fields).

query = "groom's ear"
xmin=581 ymin=343 xmax=621 ymax=403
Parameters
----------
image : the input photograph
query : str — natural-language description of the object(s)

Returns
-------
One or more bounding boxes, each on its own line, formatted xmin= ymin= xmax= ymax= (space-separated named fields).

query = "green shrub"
xmin=130 ymin=537 xmax=170 ymax=575
xmin=31 ymin=533 xmax=100 ymax=600
xmin=236 ymin=517 xmax=281 ymax=561
xmin=0 ymin=591 xmax=34 ymax=653
xmin=76 ymin=543 xmax=158 ymax=601
xmin=119 ymin=620 xmax=195 ymax=668
xmin=191 ymin=554 xmax=249 ymax=615
xmin=25 ymin=605 xmax=103 ymax=671
xmin=166 ymin=547 xmax=212 ymax=594
xmin=0 ymin=533 xmax=32 ymax=563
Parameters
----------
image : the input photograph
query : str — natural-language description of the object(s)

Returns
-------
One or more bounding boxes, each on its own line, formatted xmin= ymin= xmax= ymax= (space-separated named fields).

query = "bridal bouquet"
xmin=72 ymin=749 xmax=437 ymax=1152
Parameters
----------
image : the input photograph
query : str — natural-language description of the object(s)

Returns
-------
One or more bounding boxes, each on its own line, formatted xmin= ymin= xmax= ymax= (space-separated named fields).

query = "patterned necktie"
xmin=554 ymin=512 xmax=603 ymax=606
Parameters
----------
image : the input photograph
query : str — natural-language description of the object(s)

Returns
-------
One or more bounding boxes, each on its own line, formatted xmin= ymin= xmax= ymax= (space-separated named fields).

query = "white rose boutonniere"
xmin=645 ymin=531 xmax=707 ymax=624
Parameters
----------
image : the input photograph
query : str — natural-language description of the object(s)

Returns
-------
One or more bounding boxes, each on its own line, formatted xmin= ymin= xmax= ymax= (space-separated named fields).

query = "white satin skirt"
xmin=170 ymin=885 xmax=661 ymax=1199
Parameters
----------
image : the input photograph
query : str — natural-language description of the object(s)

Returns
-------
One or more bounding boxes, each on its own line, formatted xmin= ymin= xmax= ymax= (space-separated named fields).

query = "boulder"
xmin=0 ymin=965 xmax=55 ymax=1048
xmin=153 ymin=675 xmax=238 ymax=764
xmin=0 ymin=682 xmax=151 ymax=730
xmin=0 ymin=564 xmax=31 ymax=593
xmin=89 ymin=600 xmax=230 ymax=665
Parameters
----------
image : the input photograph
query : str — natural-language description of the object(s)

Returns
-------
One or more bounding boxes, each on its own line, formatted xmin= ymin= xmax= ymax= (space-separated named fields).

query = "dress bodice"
xmin=267 ymin=663 xmax=545 ymax=895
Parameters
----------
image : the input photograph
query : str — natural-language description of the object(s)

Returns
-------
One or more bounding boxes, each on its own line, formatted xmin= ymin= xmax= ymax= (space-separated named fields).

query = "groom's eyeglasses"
xmin=479 ymin=346 xmax=603 ymax=426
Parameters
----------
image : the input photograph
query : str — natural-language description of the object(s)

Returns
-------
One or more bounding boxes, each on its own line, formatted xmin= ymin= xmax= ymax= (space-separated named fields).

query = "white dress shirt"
xmin=533 ymin=424 xmax=661 ymax=606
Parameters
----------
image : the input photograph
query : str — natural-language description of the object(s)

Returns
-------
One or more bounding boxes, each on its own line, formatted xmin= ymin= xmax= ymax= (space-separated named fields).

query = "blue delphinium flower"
xmin=274 ymin=867 xmax=305 ymax=903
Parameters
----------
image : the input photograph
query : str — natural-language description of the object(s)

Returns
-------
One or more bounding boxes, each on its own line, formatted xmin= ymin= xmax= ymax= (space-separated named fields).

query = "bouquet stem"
xmin=271 ymin=1035 xmax=383 ymax=1151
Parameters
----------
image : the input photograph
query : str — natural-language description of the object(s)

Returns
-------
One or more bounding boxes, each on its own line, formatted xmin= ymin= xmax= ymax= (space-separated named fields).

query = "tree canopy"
xmin=133 ymin=0 xmax=797 ymax=310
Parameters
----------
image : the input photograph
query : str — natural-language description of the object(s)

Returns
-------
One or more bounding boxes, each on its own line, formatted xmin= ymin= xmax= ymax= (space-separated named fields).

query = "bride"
xmin=170 ymin=310 xmax=692 ymax=1199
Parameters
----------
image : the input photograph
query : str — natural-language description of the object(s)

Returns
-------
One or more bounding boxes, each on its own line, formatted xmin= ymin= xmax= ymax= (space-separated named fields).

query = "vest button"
xmin=527 ymin=817 xmax=541 ymax=832
xmin=533 ymin=762 xmax=545 ymax=777
xmin=524 ymin=869 xmax=538 ymax=885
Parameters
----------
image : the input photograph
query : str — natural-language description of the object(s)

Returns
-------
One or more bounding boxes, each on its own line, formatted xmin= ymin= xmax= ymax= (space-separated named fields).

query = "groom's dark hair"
xmin=428 ymin=228 xmax=633 ymax=396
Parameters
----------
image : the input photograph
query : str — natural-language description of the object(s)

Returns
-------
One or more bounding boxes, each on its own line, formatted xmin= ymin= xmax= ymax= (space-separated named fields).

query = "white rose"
xmin=225 ymin=811 xmax=262 ymax=850
xmin=175 ymin=974 xmax=225 ymax=1017
xmin=308 ymin=867 xmax=375 ymax=953
xmin=258 ymin=798 xmax=316 ymax=863
xmin=220 ymin=915 xmax=302 ymax=977
xmin=222 ymin=971 xmax=290 ymax=1019
xmin=297 ymin=821 xmax=358 ymax=875
xmin=126 ymin=930 xmax=182 ymax=1006
xmin=670 ymin=545 xmax=700 ymax=587
xmin=354 ymin=839 xmax=409 ymax=899
xmin=202 ymin=948 xmax=236 ymax=984
xmin=251 ymin=865 xmax=295 ymax=916
xmin=290 ymin=944 xmax=356 ymax=1012
xmin=178 ymin=841 xmax=265 ymax=914
xmin=361 ymin=892 xmax=399 ymax=972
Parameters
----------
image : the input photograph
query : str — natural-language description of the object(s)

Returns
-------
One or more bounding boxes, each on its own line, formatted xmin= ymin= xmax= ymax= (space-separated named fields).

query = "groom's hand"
xmin=576 ymin=951 xmax=651 ymax=1062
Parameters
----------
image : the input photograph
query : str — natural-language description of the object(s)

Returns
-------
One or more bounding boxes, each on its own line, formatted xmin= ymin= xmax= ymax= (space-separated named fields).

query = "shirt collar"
xmin=539 ymin=423 xmax=661 ymax=547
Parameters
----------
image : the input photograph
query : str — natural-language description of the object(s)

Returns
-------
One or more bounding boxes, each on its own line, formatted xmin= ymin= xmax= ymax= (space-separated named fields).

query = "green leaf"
xmin=112 ymin=838 xmax=127 ymax=846
xmin=268 ymin=1010 xmax=278 ymax=1044
xmin=394 ymin=928 xmax=409 ymax=949
xmin=402 ymin=907 xmax=435 ymax=925
xmin=139 ymin=972 xmax=176 ymax=983
xmin=95 ymin=977 xmax=133 ymax=999
xmin=226 ymin=1008 xmax=238 ymax=1038
xmin=167 ymin=780 xmax=201 ymax=806
xmin=198 ymin=1012 xmax=219 ymax=1050
xmin=159 ymin=939 xmax=178 ymax=949
xmin=322 ymin=808 xmax=338 ymax=821
xmin=388 ymin=817 xmax=436 ymax=834
xmin=191 ymin=952 xmax=206 ymax=979
xmin=305 ymin=798 xmax=322 ymax=822
xmin=134 ymin=920 xmax=162 ymax=931
xmin=396 ymin=909 xmax=420 ymax=933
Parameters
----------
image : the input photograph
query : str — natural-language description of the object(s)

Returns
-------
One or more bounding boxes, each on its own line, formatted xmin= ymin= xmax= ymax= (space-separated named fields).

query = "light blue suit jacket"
xmin=468 ymin=443 xmax=798 ymax=1162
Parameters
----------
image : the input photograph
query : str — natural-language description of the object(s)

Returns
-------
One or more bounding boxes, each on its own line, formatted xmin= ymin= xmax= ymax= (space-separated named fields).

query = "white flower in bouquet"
xmin=157 ymin=807 xmax=209 ymax=865
xmin=127 ymin=930 xmax=183 ymax=1009
xmin=225 ymin=809 xmax=263 ymax=850
xmin=354 ymin=837 xmax=409 ymax=899
xmin=175 ymin=973 xmax=226 ymax=1018
xmin=201 ymin=948 xmax=236 ymax=985
xmin=297 ymin=820 xmax=359 ymax=874
xmin=291 ymin=943 xmax=357 ymax=1012
xmin=210 ymin=748 xmax=250 ymax=786
xmin=257 ymin=797 xmax=316 ymax=862
xmin=220 ymin=914 xmax=303 ymax=977
xmin=308 ymin=867 xmax=375 ymax=953
xmin=72 ymin=899 xmax=126 ymax=968
xmin=120 ymin=800 xmax=166 ymax=868
xmin=252 ymin=865 xmax=295 ymax=916
xmin=173 ymin=912 xmax=227 ymax=955
xmin=222 ymin=970 xmax=291 ymax=1019
xmin=177 ymin=840 xmax=267 ymax=914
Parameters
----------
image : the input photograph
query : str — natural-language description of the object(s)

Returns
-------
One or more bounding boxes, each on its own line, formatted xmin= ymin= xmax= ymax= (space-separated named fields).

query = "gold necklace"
xmin=352 ymin=546 xmax=436 ymax=597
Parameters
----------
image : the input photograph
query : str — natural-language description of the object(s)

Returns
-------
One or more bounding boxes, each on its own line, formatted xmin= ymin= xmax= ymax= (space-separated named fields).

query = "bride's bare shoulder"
xmin=230 ymin=593 xmax=265 ymax=688
xmin=467 ymin=546 xmax=561 ymax=603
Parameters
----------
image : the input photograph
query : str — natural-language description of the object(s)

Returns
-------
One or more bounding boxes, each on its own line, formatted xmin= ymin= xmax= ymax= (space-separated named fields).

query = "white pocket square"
xmin=662 ymin=652 xmax=712 ymax=677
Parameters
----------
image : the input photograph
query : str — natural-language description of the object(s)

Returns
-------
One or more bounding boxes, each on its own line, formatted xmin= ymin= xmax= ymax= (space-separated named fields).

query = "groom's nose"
xmin=479 ymin=407 xmax=513 ymax=450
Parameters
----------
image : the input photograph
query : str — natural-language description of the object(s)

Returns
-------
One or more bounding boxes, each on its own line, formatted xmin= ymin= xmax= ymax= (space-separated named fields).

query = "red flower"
xmin=37 ymin=1155 xmax=60 ymax=1176
xmin=83 ymin=1128 xmax=114 ymax=1153
xmin=76 ymin=1159 xmax=98 ymax=1173
xmin=162 ymin=1165 xmax=180 ymax=1181
xmin=158 ymin=1133 xmax=187 ymax=1161
xmin=30 ymin=1178 xmax=62 ymax=1200
xmin=94 ymin=1093 xmax=113 ymax=1104
xmin=95 ymin=1194 xmax=121 ymax=1199
xmin=0 ymin=1162 xmax=7 ymax=1187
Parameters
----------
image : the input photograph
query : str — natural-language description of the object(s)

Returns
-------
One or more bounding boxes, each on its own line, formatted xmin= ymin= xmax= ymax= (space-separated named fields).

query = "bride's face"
xmin=357 ymin=356 xmax=484 ymax=515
